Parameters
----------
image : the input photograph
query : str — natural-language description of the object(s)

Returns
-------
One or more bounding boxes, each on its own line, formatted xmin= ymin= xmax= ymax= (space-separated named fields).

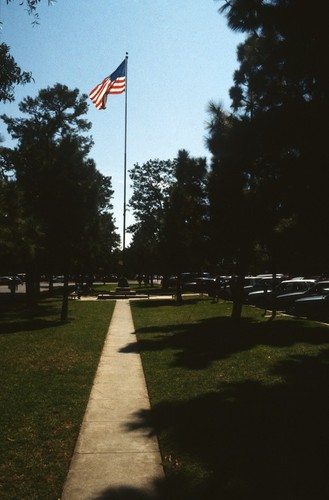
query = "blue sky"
xmin=1 ymin=0 xmax=244 ymax=246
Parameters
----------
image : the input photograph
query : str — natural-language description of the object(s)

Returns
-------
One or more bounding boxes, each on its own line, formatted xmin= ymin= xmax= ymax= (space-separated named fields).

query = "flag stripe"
xmin=89 ymin=60 xmax=126 ymax=110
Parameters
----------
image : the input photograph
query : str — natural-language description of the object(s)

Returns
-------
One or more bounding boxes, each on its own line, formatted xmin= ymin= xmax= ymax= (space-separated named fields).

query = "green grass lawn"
xmin=2 ymin=294 xmax=329 ymax=499
xmin=0 ymin=297 xmax=114 ymax=500
xmin=131 ymin=297 xmax=329 ymax=500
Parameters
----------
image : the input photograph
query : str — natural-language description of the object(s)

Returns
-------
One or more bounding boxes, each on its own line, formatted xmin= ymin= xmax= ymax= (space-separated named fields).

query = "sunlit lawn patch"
xmin=0 ymin=298 xmax=114 ymax=500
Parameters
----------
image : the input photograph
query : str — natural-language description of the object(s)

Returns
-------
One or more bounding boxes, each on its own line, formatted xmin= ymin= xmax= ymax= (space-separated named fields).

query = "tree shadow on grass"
xmin=125 ymin=348 xmax=329 ymax=499
xmin=135 ymin=315 xmax=329 ymax=370
xmin=0 ymin=298 xmax=65 ymax=335
xmin=0 ymin=318 xmax=64 ymax=335
xmin=133 ymin=298 xmax=205 ymax=308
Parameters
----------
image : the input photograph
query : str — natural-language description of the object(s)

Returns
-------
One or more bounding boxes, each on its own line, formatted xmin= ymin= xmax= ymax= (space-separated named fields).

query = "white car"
xmin=247 ymin=279 xmax=316 ymax=306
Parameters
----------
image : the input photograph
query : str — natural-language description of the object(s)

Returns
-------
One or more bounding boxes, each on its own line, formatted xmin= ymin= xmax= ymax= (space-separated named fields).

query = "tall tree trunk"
xmin=48 ymin=274 xmax=54 ymax=295
xmin=270 ymin=270 xmax=277 ymax=319
xmin=231 ymin=275 xmax=244 ymax=321
xmin=60 ymin=274 xmax=69 ymax=322
xmin=25 ymin=270 xmax=39 ymax=305
xmin=176 ymin=274 xmax=183 ymax=303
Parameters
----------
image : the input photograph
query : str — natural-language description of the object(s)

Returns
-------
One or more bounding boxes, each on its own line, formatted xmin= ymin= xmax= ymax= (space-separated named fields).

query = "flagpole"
xmin=123 ymin=52 xmax=128 ymax=253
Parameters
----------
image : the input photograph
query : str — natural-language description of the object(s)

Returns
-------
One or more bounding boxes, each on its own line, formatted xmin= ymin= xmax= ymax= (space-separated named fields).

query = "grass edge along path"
xmin=0 ymin=297 xmax=115 ymax=500
xmin=131 ymin=297 xmax=329 ymax=500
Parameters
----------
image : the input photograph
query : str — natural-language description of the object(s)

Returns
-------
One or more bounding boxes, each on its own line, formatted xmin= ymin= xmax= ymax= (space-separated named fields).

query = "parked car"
xmin=215 ymin=274 xmax=284 ymax=301
xmin=102 ymin=274 xmax=118 ymax=283
xmin=0 ymin=275 xmax=22 ymax=286
xmin=164 ymin=272 xmax=212 ymax=289
xmin=214 ymin=276 xmax=232 ymax=300
xmin=243 ymin=276 xmax=284 ymax=301
xmin=0 ymin=276 xmax=12 ymax=285
xmin=276 ymin=281 xmax=329 ymax=313
xmin=53 ymin=275 xmax=65 ymax=283
xmin=247 ymin=279 xmax=316 ymax=307
xmin=291 ymin=292 xmax=329 ymax=321
xmin=182 ymin=277 xmax=217 ymax=295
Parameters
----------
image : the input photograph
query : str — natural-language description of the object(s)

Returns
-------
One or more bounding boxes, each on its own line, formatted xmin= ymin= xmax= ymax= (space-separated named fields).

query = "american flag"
xmin=89 ymin=59 xmax=126 ymax=110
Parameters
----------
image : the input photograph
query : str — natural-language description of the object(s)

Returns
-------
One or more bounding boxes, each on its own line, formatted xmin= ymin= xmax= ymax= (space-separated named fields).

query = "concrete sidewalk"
xmin=61 ymin=299 xmax=165 ymax=500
